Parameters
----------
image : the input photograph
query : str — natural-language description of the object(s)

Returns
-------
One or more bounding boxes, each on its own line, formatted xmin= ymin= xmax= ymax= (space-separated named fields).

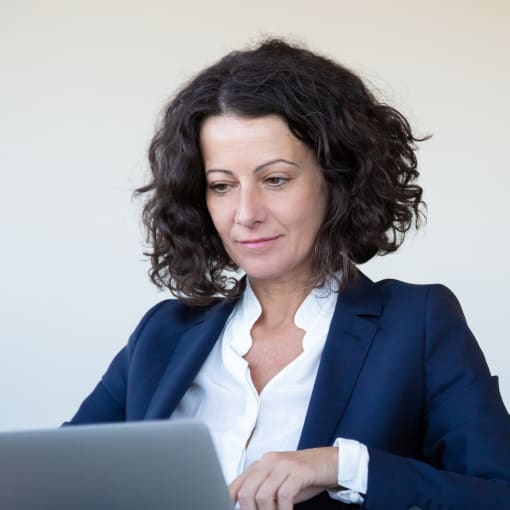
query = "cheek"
xmin=291 ymin=187 xmax=327 ymax=233
xmin=310 ymin=181 xmax=328 ymax=223
xmin=206 ymin=199 xmax=231 ymax=236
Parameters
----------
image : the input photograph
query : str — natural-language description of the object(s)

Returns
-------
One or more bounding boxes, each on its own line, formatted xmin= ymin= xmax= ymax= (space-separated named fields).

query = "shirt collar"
xmin=294 ymin=284 xmax=337 ymax=335
xmin=228 ymin=277 xmax=339 ymax=356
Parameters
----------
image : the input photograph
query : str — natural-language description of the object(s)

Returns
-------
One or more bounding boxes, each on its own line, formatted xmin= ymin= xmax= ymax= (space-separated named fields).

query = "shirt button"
xmin=408 ymin=506 xmax=422 ymax=510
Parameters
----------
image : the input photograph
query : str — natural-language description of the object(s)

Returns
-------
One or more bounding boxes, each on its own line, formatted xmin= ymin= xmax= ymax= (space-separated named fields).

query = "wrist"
xmin=308 ymin=446 xmax=340 ymax=489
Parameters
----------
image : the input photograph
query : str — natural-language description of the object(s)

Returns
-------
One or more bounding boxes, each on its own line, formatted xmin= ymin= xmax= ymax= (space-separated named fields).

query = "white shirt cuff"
xmin=327 ymin=438 xmax=369 ymax=505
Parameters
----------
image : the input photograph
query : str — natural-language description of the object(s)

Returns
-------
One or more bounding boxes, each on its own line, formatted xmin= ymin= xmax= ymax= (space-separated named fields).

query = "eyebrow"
xmin=205 ymin=158 xmax=299 ymax=176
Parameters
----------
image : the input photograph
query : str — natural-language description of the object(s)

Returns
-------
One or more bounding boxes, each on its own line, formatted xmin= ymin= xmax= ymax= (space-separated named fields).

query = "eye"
xmin=208 ymin=182 xmax=233 ymax=194
xmin=264 ymin=176 xmax=289 ymax=187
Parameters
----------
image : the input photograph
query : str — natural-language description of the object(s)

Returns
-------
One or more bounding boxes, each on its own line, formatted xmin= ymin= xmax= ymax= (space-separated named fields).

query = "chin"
xmin=241 ymin=261 xmax=308 ymax=284
xmin=238 ymin=262 xmax=284 ymax=282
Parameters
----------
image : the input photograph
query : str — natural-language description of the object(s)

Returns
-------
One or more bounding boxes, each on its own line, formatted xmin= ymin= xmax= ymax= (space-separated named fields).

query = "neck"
xmin=248 ymin=276 xmax=313 ymax=329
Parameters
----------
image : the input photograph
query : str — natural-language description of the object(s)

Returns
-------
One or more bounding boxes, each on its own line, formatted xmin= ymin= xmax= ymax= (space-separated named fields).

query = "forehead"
xmin=199 ymin=114 xmax=309 ymax=167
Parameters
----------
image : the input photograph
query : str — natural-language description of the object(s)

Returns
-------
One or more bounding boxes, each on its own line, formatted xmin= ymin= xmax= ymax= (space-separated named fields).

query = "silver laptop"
xmin=0 ymin=419 xmax=235 ymax=510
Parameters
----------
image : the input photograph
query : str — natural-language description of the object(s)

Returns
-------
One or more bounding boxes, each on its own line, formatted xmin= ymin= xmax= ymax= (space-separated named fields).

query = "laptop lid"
xmin=0 ymin=419 xmax=235 ymax=510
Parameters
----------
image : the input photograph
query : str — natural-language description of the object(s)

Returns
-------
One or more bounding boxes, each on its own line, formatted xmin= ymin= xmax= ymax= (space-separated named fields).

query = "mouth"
xmin=238 ymin=236 xmax=281 ymax=249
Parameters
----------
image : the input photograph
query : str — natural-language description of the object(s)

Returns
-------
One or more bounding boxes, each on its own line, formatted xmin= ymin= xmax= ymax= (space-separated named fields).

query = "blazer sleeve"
xmin=65 ymin=301 xmax=171 ymax=425
xmin=363 ymin=285 xmax=510 ymax=510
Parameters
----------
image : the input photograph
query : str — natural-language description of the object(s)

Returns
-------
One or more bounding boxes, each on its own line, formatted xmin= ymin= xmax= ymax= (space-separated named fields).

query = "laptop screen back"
xmin=0 ymin=420 xmax=234 ymax=510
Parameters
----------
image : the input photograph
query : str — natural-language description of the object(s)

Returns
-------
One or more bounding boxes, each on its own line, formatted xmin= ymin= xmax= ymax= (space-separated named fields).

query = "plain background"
xmin=1 ymin=1 xmax=508 ymax=431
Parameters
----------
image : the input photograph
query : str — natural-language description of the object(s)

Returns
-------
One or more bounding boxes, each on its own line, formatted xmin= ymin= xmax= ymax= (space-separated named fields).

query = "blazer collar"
xmin=298 ymin=271 xmax=382 ymax=449
xmin=144 ymin=299 xmax=236 ymax=420
xmin=337 ymin=270 xmax=382 ymax=317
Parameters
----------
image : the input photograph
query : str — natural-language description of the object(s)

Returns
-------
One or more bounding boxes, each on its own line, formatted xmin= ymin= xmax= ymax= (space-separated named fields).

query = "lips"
xmin=238 ymin=235 xmax=281 ymax=248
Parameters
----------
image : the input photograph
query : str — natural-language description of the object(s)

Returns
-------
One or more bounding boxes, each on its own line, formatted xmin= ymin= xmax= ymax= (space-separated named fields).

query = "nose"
xmin=234 ymin=186 xmax=265 ymax=226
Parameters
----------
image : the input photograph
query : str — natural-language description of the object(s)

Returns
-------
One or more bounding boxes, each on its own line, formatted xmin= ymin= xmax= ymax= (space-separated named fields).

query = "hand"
xmin=228 ymin=446 xmax=339 ymax=510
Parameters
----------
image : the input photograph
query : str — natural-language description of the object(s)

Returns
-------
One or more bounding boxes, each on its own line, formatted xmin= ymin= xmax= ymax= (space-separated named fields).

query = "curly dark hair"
xmin=137 ymin=38 xmax=426 ymax=305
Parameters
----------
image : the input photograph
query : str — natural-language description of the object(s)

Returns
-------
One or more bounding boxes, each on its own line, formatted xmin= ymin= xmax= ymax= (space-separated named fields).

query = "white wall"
xmin=1 ymin=0 xmax=508 ymax=431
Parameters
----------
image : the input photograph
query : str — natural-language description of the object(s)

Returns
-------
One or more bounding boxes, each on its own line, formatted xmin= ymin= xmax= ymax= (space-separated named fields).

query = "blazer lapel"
xmin=298 ymin=272 xmax=381 ymax=449
xmin=144 ymin=300 xmax=235 ymax=420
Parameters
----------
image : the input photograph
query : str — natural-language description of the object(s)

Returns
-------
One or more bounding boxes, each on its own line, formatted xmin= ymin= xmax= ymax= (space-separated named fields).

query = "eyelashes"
xmin=208 ymin=176 xmax=291 ymax=194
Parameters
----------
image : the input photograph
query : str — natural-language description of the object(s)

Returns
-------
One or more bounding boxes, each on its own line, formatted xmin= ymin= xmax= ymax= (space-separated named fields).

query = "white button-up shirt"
xmin=170 ymin=279 xmax=367 ymax=504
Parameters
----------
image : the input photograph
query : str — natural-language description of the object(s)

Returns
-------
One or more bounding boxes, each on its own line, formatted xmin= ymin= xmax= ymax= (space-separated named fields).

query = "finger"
xmin=252 ymin=468 xmax=290 ymax=510
xmin=275 ymin=474 xmax=303 ymax=510
xmin=231 ymin=462 xmax=272 ymax=510
xmin=229 ymin=470 xmax=249 ymax=503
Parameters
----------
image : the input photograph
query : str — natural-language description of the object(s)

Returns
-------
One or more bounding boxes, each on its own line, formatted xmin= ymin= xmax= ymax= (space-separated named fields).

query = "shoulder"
xmin=371 ymin=277 xmax=464 ymax=317
xmin=127 ymin=298 xmax=231 ymax=353
xmin=133 ymin=298 xmax=213 ymax=332
xmin=374 ymin=277 xmax=457 ymax=299
xmin=370 ymin=276 xmax=488 ymax=371
xmin=347 ymin=271 xmax=463 ymax=319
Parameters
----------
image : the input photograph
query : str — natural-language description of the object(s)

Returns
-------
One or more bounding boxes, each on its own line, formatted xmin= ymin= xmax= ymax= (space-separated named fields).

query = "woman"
xmin=69 ymin=39 xmax=510 ymax=509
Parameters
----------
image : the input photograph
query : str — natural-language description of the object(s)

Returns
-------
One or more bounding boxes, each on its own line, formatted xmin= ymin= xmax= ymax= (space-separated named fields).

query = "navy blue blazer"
xmin=69 ymin=273 xmax=510 ymax=509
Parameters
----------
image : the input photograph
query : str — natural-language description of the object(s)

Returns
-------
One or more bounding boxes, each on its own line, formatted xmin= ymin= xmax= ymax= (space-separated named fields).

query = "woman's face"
xmin=201 ymin=114 xmax=328 ymax=286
